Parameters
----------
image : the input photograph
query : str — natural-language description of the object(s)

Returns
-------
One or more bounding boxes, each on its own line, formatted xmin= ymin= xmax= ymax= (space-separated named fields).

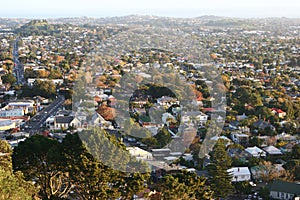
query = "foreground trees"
xmin=154 ymin=170 xmax=213 ymax=200
xmin=207 ymin=140 xmax=234 ymax=199
xmin=12 ymin=132 xmax=148 ymax=200
xmin=0 ymin=140 xmax=36 ymax=200
xmin=12 ymin=135 xmax=69 ymax=199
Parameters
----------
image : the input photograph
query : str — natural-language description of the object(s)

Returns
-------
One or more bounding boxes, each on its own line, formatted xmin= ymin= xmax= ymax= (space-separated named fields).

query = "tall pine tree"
xmin=207 ymin=139 xmax=234 ymax=199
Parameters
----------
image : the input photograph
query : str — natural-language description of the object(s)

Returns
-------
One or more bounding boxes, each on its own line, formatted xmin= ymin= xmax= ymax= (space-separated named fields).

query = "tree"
xmin=12 ymin=135 xmax=71 ymax=199
xmin=291 ymin=144 xmax=300 ymax=159
xmin=207 ymin=140 xmax=234 ymax=199
xmin=96 ymin=103 xmax=116 ymax=121
xmin=0 ymin=139 xmax=12 ymax=171
xmin=59 ymin=133 xmax=121 ymax=200
xmin=155 ymin=127 xmax=172 ymax=148
xmin=259 ymin=187 xmax=270 ymax=200
xmin=0 ymin=140 xmax=37 ymax=200
xmin=0 ymin=167 xmax=37 ymax=200
xmin=1 ymin=73 xmax=16 ymax=89
xmin=119 ymin=172 xmax=150 ymax=200
xmin=155 ymin=171 xmax=213 ymax=200
xmin=233 ymin=181 xmax=252 ymax=195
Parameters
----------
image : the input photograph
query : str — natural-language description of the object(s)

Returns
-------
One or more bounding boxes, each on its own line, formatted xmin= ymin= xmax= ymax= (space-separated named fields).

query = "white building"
xmin=27 ymin=78 xmax=63 ymax=87
xmin=228 ymin=167 xmax=251 ymax=182
xmin=126 ymin=147 xmax=153 ymax=161
xmin=263 ymin=145 xmax=283 ymax=156
xmin=245 ymin=146 xmax=266 ymax=157
xmin=181 ymin=111 xmax=208 ymax=126
xmin=7 ymin=100 xmax=35 ymax=114
xmin=0 ymin=120 xmax=16 ymax=131
xmin=0 ymin=108 xmax=24 ymax=117
xmin=157 ymin=96 xmax=180 ymax=107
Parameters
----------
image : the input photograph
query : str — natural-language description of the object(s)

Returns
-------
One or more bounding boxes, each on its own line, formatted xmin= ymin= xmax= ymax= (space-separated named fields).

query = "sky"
xmin=1 ymin=0 xmax=300 ymax=18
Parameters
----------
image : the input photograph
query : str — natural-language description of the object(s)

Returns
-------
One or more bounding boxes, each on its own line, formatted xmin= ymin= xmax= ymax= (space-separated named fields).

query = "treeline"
xmin=0 ymin=128 xmax=219 ymax=200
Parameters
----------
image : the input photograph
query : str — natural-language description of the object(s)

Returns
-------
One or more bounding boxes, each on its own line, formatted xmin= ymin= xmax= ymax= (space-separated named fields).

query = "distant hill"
xmin=15 ymin=19 xmax=69 ymax=36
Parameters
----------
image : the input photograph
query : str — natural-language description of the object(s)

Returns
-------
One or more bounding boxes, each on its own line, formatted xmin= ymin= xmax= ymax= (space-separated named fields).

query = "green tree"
xmin=155 ymin=127 xmax=172 ymax=148
xmin=0 ymin=167 xmax=37 ymax=200
xmin=156 ymin=171 xmax=213 ymax=200
xmin=259 ymin=187 xmax=270 ymax=200
xmin=207 ymin=140 xmax=234 ymax=199
xmin=291 ymin=144 xmax=300 ymax=159
xmin=233 ymin=181 xmax=252 ymax=195
xmin=12 ymin=135 xmax=70 ymax=200
xmin=1 ymin=73 xmax=16 ymax=89
xmin=0 ymin=140 xmax=37 ymax=200
xmin=0 ymin=139 xmax=12 ymax=170
xmin=59 ymin=133 xmax=121 ymax=200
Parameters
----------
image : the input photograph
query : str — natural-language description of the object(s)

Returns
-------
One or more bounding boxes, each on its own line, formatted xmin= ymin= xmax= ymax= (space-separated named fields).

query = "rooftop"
xmin=269 ymin=180 xmax=300 ymax=195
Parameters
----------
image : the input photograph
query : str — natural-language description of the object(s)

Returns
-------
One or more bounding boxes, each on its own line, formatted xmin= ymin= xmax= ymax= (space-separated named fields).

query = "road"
xmin=13 ymin=39 xmax=26 ymax=85
xmin=23 ymin=95 xmax=65 ymax=134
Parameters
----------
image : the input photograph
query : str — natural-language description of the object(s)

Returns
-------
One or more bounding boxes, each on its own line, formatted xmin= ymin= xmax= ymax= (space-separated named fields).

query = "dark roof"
xmin=269 ymin=180 xmax=300 ymax=195
xmin=252 ymin=120 xmax=275 ymax=130
xmin=55 ymin=116 xmax=74 ymax=124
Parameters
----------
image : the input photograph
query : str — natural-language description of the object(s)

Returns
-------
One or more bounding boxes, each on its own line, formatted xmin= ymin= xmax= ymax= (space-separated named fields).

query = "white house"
xmin=127 ymin=147 xmax=153 ymax=161
xmin=90 ymin=112 xmax=112 ymax=128
xmin=181 ymin=111 xmax=208 ymax=126
xmin=263 ymin=145 xmax=283 ymax=156
xmin=157 ymin=96 xmax=179 ymax=107
xmin=54 ymin=116 xmax=81 ymax=130
xmin=245 ymin=146 xmax=266 ymax=157
xmin=27 ymin=78 xmax=63 ymax=87
xmin=228 ymin=167 xmax=251 ymax=182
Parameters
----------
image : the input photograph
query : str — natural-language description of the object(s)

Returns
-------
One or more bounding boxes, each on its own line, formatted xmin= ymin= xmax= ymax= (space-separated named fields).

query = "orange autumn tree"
xmin=96 ymin=104 xmax=116 ymax=121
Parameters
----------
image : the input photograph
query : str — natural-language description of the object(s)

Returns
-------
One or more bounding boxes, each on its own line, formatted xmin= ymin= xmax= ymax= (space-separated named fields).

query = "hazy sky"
xmin=1 ymin=0 xmax=299 ymax=18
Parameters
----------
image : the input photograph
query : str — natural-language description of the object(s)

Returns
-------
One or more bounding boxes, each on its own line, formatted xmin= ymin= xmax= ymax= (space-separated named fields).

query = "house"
xmin=126 ymin=147 xmax=153 ymax=161
xmin=157 ymin=96 xmax=179 ymax=108
xmin=271 ymin=108 xmax=287 ymax=119
xmin=90 ymin=112 xmax=112 ymax=128
xmin=263 ymin=145 xmax=283 ymax=156
xmin=269 ymin=180 xmax=300 ymax=200
xmin=257 ymin=135 xmax=272 ymax=147
xmin=231 ymin=133 xmax=249 ymax=146
xmin=236 ymin=113 xmax=248 ymax=121
xmin=280 ymin=143 xmax=296 ymax=153
xmin=0 ymin=119 xmax=16 ymax=131
xmin=54 ymin=116 xmax=81 ymax=130
xmin=27 ymin=78 xmax=63 ymax=87
xmin=227 ymin=148 xmax=252 ymax=163
xmin=211 ymin=135 xmax=231 ymax=143
xmin=245 ymin=146 xmax=266 ymax=157
xmin=250 ymin=164 xmax=285 ymax=181
xmin=181 ymin=111 xmax=208 ymax=126
xmin=252 ymin=120 xmax=276 ymax=131
xmin=227 ymin=167 xmax=251 ymax=182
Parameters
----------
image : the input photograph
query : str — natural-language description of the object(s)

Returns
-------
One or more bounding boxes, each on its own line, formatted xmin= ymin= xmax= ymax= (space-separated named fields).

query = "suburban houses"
xmin=0 ymin=16 xmax=299 ymax=200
